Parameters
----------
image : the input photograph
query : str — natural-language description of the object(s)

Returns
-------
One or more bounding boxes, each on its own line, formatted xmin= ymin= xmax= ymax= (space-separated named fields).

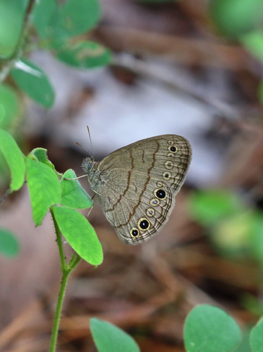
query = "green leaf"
xmin=56 ymin=40 xmax=112 ymax=68
xmin=241 ymin=293 xmax=263 ymax=317
xmin=0 ymin=129 xmax=25 ymax=191
xmin=26 ymin=157 xmax=61 ymax=226
xmin=52 ymin=206 xmax=103 ymax=265
xmin=10 ymin=58 xmax=55 ymax=108
xmin=241 ymin=31 xmax=263 ymax=63
xmin=0 ymin=84 xmax=20 ymax=130
xmin=0 ymin=0 xmax=26 ymax=57
xmin=212 ymin=210 xmax=263 ymax=261
xmin=32 ymin=0 xmax=58 ymax=39
xmin=90 ymin=318 xmax=140 ymax=352
xmin=184 ymin=305 xmax=242 ymax=352
xmin=189 ymin=190 xmax=241 ymax=226
xmin=60 ymin=169 xmax=93 ymax=209
xmin=54 ymin=0 xmax=101 ymax=38
xmin=0 ymin=228 xmax=20 ymax=257
xmin=30 ymin=148 xmax=56 ymax=172
xmin=250 ymin=316 xmax=263 ymax=352
xmin=212 ymin=210 xmax=256 ymax=257
xmin=209 ymin=0 xmax=263 ymax=39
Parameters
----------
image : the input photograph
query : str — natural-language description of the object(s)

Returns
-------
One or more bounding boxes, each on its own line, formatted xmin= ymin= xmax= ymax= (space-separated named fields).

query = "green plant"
xmin=184 ymin=304 xmax=263 ymax=352
xmin=0 ymin=129 xmax=142 ymax=351
xmin=90 ymin=318 xmax=140 ymax=352
xmin=0 ymin=0 xmax=142 ymax=350
xmin=0 ymin=0 xmax=111 ymax=124
xmin=0 ymin=129 xmax=98 ymax=348
xmin=189 ymin=189 xmax=263 ymax=262
xmin=0 ymin=1 xmax=141 ymax=350
xmin=0 ymin=0 xmax=112 ymax=253
xmin=0 ymin=228 xmax=19 ymax=257
xmin=188 ymin=191 xmax=263 ymax=351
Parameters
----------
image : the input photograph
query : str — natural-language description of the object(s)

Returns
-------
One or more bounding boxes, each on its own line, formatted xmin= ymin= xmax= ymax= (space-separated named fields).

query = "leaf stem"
xmin=49 ymin=207 xmax=81 ymax=352
xmin=51 ymin=207 xmax=67 ymax=271
xmin=48 ymin=267 xmax=70 ymax=352
xmin=0 ymin=188 xmax=10 ymax=207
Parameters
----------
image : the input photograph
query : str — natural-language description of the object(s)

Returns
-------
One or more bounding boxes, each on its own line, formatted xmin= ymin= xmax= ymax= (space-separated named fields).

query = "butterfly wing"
xmin=95 ymin=135 xmax=191 ymax=245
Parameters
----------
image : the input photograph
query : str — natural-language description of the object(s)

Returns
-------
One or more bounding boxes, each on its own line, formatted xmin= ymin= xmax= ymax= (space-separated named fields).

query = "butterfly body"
xmin=82 ymin=135 xmax=192 ymax=245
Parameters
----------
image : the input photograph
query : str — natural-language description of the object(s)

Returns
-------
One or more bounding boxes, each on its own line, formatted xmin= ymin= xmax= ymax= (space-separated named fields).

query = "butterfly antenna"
xmin=86 ymin=126 xmax=94 ymax=157
xmin=75 ymin=142 xmax=92 ymax=158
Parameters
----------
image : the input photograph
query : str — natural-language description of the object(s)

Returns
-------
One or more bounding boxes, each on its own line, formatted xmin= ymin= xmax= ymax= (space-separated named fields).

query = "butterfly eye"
xmin=138 ymin=218 xmax=150 ymax=230
xmin=147 ymin=208 xmax=155 ymax=217
xmin=165 ymin=161 xmax=173 ymax=169
xmin=154 ymin=189 xmax=166 ymax=199
xmin=150 ymin=198 xmax=159 ymax=206
xmin=168 ymin=145 xmax=177 ymax=153
xmin=163 ymin=172 xmax=171 ymax=180
xmin=130 ymin=228 xmax=139 ymax=237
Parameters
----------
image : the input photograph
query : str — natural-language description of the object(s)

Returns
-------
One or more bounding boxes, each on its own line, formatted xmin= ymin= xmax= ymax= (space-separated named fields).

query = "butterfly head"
xmin=82 ymin=157 xmax=95 ymax=174
xmin=82 ymin=157 xmax=102 ymax=193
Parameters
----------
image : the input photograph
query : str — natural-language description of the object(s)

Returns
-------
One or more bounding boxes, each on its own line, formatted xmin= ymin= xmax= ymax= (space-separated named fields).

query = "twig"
xmin=0 ymin=188 xmax=10 ymax=206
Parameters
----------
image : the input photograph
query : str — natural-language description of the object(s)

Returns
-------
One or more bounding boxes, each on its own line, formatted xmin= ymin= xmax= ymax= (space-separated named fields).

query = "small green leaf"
xmin=0 ymin=228 xmax=20 ymax=257
xmin=209 ymin=0 xmax=263 ymax=39
xmin=0 ymin=129 xmax=25 ymax=191
xmin=60 ymin=169 xmax=93 ymax=209
xmin=241 ymin=293 xmax=263 ymax=317
xmin=90 ymin=318 xmax=140 ymax=352
xmin=0 ymin=0 xmax=26 ymax=57
xmin=32 ymin=0 xmax=58 ymax=39
xmin=250 ymin=316 xmax=263 ymax=352
xmin=0 ymin=84 xmax=20 ymax=130
xmin=241 ymin=31 xmax=263 ymax=63
xmin=10 ymin=58 xmax=55 ymax=108
xmin=56 ymin=41 xmax=112 ymax=68
xmin=30 ymin=148 xmax=56 ymax=172
xmin=184 ymin=305 xmax=242 ymax=352
xmin=54 ymin=0 xmax=101 ymax=38
xmin=52 ymin=206 xmax=103 ymax=265
xmin=212 ymin=210 xmax=255 ymax=257
xmin=26 ymin=157 xmax=61 ymax=226
xmin=189 ymin=190 xmax=241 ymax=226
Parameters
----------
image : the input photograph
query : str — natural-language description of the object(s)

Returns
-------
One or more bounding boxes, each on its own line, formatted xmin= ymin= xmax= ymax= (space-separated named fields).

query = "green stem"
xmin=0 ymin=0 xmax=36 ymax=82
xmin=49 ymin=208 xmax=81 ymax=352
xmin=49 ymin=267 xmax=70 ymax=352
xmin=51 ymin=207 xmax=67 ymax=271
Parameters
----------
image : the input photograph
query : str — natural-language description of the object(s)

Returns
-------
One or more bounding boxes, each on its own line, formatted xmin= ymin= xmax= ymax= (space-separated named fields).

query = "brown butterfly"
xmin=82 ymin=135 xmax=192 ymax=245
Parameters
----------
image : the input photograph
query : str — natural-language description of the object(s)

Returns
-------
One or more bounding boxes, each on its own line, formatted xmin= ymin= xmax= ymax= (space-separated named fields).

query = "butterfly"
xmin=82 ymin=135 xmax=192 ymax=245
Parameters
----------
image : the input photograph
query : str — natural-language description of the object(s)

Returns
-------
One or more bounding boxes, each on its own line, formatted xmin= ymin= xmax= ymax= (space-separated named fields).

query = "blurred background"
xmin=1 ymin=0 xmax=263 ymax=351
